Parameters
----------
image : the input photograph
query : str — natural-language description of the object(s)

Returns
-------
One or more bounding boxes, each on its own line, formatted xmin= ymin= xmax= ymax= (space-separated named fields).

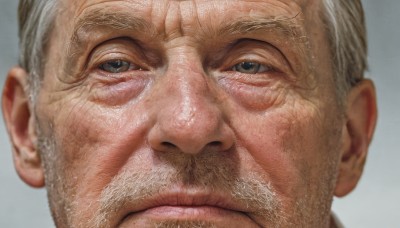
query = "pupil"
xmin=110 ymin=60 xmax=123 ymax=68
xmin=242 ymin=62 xmax=254 ymax=70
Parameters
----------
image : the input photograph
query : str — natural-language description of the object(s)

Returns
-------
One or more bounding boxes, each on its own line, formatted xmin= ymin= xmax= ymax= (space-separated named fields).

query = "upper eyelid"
xmin=90 ymin=51 xmax=148 ymax=72
xmin=97 ymin=57 xmax=132 ymax=66
xmin=92 ymin=50 xmax=134 ymax=64
xmin=86 ymin=38 xmax=152 ymax=69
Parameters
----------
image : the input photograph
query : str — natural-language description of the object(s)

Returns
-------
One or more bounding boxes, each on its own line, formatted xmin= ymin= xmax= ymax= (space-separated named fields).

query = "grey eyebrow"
xmin=70 ymin=8 xmax=155 ymax=44
xmin=217 ymin=14 xmax=304 ymax=40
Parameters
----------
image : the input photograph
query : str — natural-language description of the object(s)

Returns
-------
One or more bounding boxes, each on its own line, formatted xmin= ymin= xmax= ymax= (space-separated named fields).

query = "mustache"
xmin=92 ymin=150 xmax=282 ymax=226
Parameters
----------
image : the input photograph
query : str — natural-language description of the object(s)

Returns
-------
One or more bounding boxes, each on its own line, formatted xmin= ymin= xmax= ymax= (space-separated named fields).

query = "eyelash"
xmin=230 ymin=61 xmax=276 ymax=74
xmin=97 ymin=59 xmax=143 ymax=74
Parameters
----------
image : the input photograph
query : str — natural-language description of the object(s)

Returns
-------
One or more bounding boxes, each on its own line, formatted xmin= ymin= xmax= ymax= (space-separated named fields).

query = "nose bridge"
xmin=163 ymin=59 xmax=219 ymax=146
xmin=148 ymin=53 xmax=233 ymax=154
xmin=166 ymin=76 xmax=216 ymax=143
xmin=168 ymin=58 xmax=211 ymax=128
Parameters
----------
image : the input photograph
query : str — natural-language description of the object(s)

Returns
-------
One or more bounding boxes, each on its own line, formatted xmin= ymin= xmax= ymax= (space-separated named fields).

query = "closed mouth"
xmin=116 ymin=188 xmax=259 ymax=226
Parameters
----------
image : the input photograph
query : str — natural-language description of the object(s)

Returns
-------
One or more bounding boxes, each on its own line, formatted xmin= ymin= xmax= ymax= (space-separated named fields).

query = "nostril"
xmin=161 ymin=141 xmax=176 ymax=148
xmin=208 ymin=141 xmax=222 ymax=147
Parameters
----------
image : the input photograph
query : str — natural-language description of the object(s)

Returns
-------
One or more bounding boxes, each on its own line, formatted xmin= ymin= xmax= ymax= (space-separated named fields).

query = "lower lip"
xmin=120 ymin=206 xmax=259 ymax=227
xmin=142 ymin=205 xmax=236 ymax=218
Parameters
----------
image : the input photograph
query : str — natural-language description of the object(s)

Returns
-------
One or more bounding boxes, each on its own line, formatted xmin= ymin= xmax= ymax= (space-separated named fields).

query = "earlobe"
xmin=2 ymin=67 xmax=45 ymax=188
xmin=334 ymin=79 xmax=377 ymax=197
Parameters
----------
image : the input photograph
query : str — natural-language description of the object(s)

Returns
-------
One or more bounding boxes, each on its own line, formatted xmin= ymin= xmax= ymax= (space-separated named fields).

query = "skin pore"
xmin=2 ymin=0 xmax=377 ymax=227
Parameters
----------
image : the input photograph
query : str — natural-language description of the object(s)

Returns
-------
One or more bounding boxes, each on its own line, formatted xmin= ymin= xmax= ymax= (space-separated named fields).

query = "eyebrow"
xmin=71 ymin=9 xmax=155 ymax=43
xmin=69 ymin=9 xmax=156 ymax=54
xmin=217 ymin=13 xmax=304 ymax=41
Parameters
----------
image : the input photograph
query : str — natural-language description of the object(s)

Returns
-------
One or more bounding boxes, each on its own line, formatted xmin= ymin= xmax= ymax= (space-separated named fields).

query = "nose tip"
xmin=148 ymin=110 xmax=234 ymax=155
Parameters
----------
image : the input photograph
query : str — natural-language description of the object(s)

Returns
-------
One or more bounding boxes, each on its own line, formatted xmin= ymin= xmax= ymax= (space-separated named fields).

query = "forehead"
xmin=54 ymin=0 xmax=324 ymax=57
xmin=59 ymin=0 xmax=321 ymax=31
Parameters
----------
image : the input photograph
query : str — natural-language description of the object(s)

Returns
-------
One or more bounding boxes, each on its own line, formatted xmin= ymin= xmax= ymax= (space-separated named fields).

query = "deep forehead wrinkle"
xmin=69 ymin=7 xmax=304 ymax=47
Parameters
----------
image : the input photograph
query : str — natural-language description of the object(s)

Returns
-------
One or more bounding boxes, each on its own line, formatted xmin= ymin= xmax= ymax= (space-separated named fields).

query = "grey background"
xmin=0 ymin=0 xmax=399 ymax=227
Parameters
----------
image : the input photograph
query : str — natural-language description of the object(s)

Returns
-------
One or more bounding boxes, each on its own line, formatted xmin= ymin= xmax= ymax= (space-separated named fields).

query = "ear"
xmin=2 ymin=67 xmax=44 ymax=188
xmin=334 ymin=79 xmax=377 ymax=197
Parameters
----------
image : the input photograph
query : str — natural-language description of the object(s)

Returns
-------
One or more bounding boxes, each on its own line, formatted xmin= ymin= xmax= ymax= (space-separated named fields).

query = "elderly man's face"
xmin=2 ymin=0 xmax=377 ymax=227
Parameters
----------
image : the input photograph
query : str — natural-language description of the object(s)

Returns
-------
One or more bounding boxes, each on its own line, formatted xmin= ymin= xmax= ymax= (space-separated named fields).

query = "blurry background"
xmin=0 ymin=0 xmax=399 ymax=227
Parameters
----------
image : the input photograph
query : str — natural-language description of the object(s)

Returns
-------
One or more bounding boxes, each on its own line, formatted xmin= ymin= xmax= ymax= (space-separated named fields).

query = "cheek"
xmin=43 ymin=98 xmax=152 ymax=204
xmin=232 ymin=102 xmax=329 ymax=199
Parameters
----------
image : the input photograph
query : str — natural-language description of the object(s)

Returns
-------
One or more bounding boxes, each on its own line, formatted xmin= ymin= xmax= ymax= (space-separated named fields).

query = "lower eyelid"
xmin=89 ymin=76 xmax=150 ymax=105
xmin=92 ymin=69 xmax=140 ymax=81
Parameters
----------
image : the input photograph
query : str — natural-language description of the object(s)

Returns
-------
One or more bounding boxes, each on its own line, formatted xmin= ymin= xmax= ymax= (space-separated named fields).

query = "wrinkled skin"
xmin=2 ymin=0 xmax=377 ymax=227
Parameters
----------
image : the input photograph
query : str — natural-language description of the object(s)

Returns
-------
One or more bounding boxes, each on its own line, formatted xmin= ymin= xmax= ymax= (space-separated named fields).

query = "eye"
xmin=99 ymin=60 xmax=140 ymax=73
xmin=232 ymin=61 xmax=272 ymax=74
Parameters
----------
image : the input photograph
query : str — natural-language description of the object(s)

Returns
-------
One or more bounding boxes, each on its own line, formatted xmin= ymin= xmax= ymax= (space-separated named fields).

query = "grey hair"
xmin=18 ymin=0 xmax=367 ymax=100
xmin=18 ymin=0 xmax=57 ymax=102
xmin=322 ymin=0 xmax=367 ymax=96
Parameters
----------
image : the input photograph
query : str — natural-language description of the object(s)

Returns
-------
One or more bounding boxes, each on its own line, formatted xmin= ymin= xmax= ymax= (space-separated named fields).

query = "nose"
xmin=147 ymin=62 xmax=234 ymax=155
